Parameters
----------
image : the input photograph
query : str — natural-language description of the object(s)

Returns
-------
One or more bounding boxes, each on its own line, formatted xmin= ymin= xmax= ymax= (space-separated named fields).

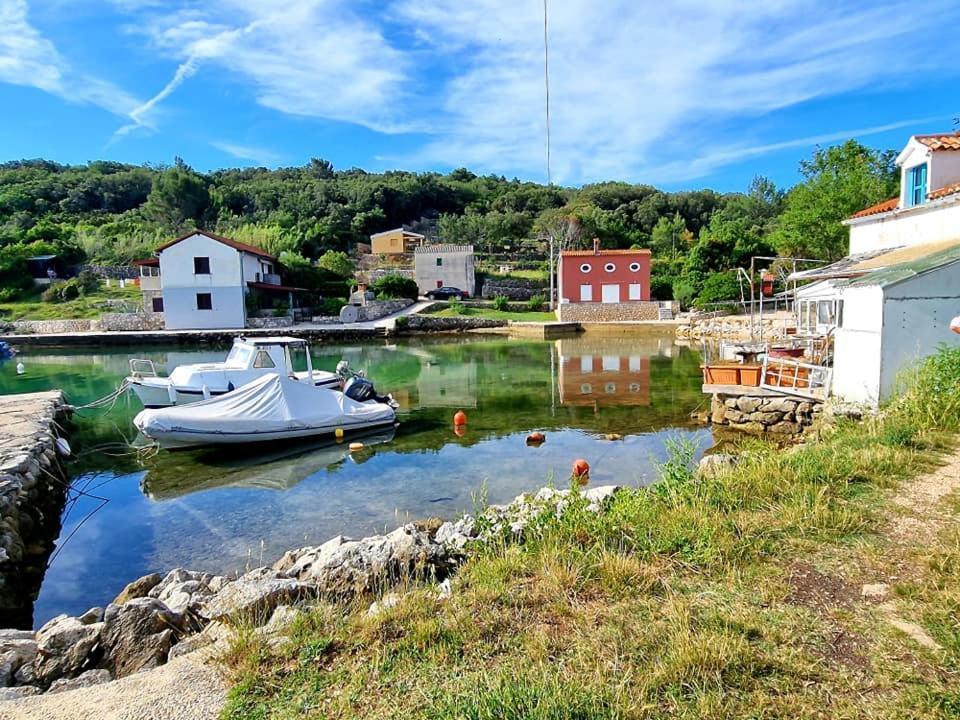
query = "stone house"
xmin=414 ymin=245 xmax=476 ymax=296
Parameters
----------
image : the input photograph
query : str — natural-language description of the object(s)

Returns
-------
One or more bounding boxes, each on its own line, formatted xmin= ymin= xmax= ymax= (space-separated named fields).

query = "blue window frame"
xmin=907 ymin=164 xmax=928 ymax=207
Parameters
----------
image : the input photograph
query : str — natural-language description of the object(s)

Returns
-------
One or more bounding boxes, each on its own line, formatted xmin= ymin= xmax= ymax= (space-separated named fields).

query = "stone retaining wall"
xmin=245 ymin=316 xmax=294 ymax=329
xmin=481 ymin=278 xmax=547 ymax=300
xmin=11 ymin=319 xmax=96 ymax=334
xmin=11 ymin=314 xmax=168 ymax=335
xmin=338 ymin=299 xmax=411 ymax=323
xmin=399 ymin=315 xmax=507 ymax=333
xmin=557 ymin=301 xmax=660 ymax=322
xmin=677 ymin=312 xmax=795 ymax=341
xmin=709 ymin=393 xmax=822 ymax=435
xmin=0 ymin=391 xmax=70 ymax=629
xmin=98 ymin=313 xmax=165 ymax=332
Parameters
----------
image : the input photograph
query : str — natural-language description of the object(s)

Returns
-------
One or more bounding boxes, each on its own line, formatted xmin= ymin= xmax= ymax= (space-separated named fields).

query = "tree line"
xmin=0 ymin=141 xmax=898 ymax=305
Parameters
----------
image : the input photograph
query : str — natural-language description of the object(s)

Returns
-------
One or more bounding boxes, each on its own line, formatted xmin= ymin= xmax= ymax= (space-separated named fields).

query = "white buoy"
xmin=55 ymin=437 xmax=72 ymax=457
xmin=167 ymin=383 xmax=178 ymax=405
xmin=16 ymin=362 xmax=24 ymax=375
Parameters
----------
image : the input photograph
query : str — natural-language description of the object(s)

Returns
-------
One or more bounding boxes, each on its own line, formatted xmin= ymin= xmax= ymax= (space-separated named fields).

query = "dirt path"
xmin=890 ymin=447 xmax=960 ymax=545
xmin=2 ymin=654 xmax=225 ymax=720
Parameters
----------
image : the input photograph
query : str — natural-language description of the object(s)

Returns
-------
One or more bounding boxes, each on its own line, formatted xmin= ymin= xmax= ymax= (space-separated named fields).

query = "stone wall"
xmin=400 ymin=315 xmax=507 ymax=333
xmin=77 ymin=264 xmax=137 ymax=280
xmin=709 ymin=393 xmax=822 ymax=435
xmin=0 ymin=391 xmax=70 ymax=629
xmin=676 ymin=311 xmax=796 ymax=341
xmin=338 ymin=299 xmax=412 ymax=323
xmin=98 ymin=313 xmax=166 ymax=332
xmin=557 ymin=301 xmax=660 ymax=322
xmin=10 ymin=319 xmax=95 ymax=335
xmin=246 ymin=316 xmax=294 ymax=329
xmin=481 ymin=277 xmax=547 ymax=300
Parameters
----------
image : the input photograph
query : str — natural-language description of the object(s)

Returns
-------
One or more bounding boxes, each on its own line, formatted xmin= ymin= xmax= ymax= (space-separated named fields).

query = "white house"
xmin=413 ymin=245 xmax=476 ymax=296
xmin=152 ymin=230 xmax=288 ymax=330
xmin=790 ymin=132 xmax=960 ymax=406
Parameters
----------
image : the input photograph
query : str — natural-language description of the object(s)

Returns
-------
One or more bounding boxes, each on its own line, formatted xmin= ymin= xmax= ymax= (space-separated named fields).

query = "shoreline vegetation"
xmin=220 ymin=347 xmax=960 ymax=719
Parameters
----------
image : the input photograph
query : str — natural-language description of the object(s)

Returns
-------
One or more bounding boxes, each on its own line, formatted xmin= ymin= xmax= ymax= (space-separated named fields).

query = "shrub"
xmin=319 ymin=297 xmax=346 ymax=316
xmin=41 ymin=283 xmax=63 ymax=303
xmin=528 ymin=293 xmax=546 ymax=312
xmin=371 ymin=274 xmax=419 ymax=300
xmin=75 ymin=270 xmax=100 ymax=295
xmin=650 ymin=276 xmax=673 ymax=301
xmin=449 ymin=297 xmax=466 ymax=315
xmin=694 ymin=271 xmax=742 ymax=309
xmin=492 ymin=294 xmax=509 ymax=311
xmin=272 ymin=303 xmax=289 ymax=318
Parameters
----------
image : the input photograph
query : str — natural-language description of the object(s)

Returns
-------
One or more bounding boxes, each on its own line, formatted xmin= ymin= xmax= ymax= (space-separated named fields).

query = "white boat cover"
xmin=134 ymin=373 xmax=395 ymax=446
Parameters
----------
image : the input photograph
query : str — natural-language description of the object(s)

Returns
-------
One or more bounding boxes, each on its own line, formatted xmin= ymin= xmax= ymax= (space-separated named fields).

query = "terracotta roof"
xmin=929 ymin=181 xmax=960 ymax=201
xmin=915 ymin=133 xmax=960 ymax=151
xmin=848 ymin=197 xmax=899 ymax=220
xmin=156 ymin=230 xmax=276 ymax=260
xmin=561 ymin=248 xmax=652 ymax=256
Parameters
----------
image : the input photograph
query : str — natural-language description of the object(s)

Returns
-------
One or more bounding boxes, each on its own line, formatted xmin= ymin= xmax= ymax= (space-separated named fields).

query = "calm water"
xmin=0 ymin=334 xmax=709 ymax=627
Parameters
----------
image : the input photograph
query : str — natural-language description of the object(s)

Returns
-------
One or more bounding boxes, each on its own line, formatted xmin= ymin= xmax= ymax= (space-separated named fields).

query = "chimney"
xmin=593 ymin=237 xmax=600 ymax=255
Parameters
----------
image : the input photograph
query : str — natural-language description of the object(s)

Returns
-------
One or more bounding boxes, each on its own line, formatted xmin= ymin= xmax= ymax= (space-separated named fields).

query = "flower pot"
xmin=700 ymin=364 xmax=741 ymax=385
xmin=739 ymin=364 xmax=762 ymax=386
xmin=769 ymin=346 xmax=803 ymax=359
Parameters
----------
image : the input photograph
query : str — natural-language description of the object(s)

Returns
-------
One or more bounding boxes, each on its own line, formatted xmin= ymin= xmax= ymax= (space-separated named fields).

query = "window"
xmin=580 ymin=284 xmax=593 ymax=301
xmin=629 ymin=262 xmax=641 ymax=272
xmin=436 ymin=257 xmax=443 ymax=267
xmin=151 ymin=297 xmax=164 ymax=312
xmin=579 ymin=263 xmax=592 ymax=273
xmin=252 ymin=350 xmax=276 ymax=369
xmin=907 ymin=163 xmax=928 ymax=206
xmin=628 ymin=283 xmax=642 ymax=300
xmin=196 ymin=293 xmax=212 ymax=310
xmin=604 ymin=262 xmax=616 ymax=272
xmin=194 ymin=256 xmax=210 ymax=274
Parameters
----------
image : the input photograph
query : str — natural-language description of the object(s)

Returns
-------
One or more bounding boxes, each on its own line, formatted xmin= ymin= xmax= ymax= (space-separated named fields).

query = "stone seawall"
xmin=11 ymin=314 xmax=165 ymax=335
xmin=709 ymin=393 xmax=821 ymax=435
xmin=0 ymin=392 xmax=71 ymax=630
xmin=338 ymin=299 xmax=412 ymax=323
xmin=245 ymin=316 xmax=294 ymax=329
xmin=399 ymin=315 xmax=507 ymax=333
xmin=557 ymin=301 xmax=660 ymax=322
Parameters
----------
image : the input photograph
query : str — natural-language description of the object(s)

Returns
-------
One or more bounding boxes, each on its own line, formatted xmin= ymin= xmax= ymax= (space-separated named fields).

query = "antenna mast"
xmin=543 ymin=0 xmax=551 ymax=186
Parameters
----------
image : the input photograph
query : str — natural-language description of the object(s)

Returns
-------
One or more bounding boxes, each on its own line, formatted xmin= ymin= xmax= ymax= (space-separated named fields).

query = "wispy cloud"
xmin=210 ymin=140 xmax=281 ymax=165
xmin=0 ymin=0 xmax=139 ymax=117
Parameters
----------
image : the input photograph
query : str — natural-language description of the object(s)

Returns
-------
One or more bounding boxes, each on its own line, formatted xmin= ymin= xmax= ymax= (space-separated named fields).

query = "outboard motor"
xmin=344 ymin=376 xmax=377 ymax=403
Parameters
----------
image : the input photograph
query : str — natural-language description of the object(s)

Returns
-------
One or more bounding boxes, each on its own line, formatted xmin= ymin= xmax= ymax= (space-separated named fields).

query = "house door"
xmin=601 ymin=284 xmax=620 ymax=303
xmin=151 ymin=297 xmax=164 ymax=312
xmin=580 ymin=284 xmax=592 ymax=302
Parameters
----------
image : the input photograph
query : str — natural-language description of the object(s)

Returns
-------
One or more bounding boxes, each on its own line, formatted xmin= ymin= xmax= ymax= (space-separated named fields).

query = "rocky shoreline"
xmin=0 ymin=484 xmax=621 ymax=701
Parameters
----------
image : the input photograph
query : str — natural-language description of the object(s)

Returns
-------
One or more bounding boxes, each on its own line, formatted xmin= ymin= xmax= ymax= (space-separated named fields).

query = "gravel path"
xmin=1 ymin=654 xmax=226 ymax=720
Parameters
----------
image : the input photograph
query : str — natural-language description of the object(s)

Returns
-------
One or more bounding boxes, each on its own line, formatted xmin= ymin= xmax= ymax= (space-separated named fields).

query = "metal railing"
xmin=760 ymin=356 xmax=832 ymax=401
xmin=128 ymin=359 xmax=158 ymax=377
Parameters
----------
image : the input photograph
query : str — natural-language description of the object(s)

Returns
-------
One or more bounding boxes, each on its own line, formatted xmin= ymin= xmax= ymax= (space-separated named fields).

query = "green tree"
xmin=144 ymin=160 xmax=210 ymax=232
xmin=771 ymin=141 xmax=898 ymax=260
xmin=649 ymin=213 xmax=689 ymax=259
xmin=316 ymin=250 xmax=354 ymax=278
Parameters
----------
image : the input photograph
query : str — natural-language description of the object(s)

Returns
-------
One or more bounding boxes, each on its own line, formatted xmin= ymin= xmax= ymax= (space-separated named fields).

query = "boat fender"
xmin=167 ymin=384 xmax=178 ymax=405
xmin=335 ymin=428 xmax=345 ymax=439
xmin=55 ymin=437 xmax=72 ymax=457
xmin=201 ymin=384 xmax=211 ymax=400
xmin=349 ymin=442 xmax=364 ymax=452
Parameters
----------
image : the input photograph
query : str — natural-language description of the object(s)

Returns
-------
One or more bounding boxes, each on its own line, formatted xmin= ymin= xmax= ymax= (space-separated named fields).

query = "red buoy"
xmin=571 ymin=458 xmax=590 ymax=480
xmin=453 ymin=410 xmax=468 ymax=426
xmin=526 ymin=431 xmax=546 ymax=446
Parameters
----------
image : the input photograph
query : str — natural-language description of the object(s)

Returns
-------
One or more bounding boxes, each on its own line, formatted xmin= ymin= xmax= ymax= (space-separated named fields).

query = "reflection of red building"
xmin=558 ymin=352 xmax=651 ymax=407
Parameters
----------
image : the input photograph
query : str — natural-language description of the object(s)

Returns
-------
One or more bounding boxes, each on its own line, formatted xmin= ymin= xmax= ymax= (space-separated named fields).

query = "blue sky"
xmin=1 ymin=0 xmax=958 ymax=192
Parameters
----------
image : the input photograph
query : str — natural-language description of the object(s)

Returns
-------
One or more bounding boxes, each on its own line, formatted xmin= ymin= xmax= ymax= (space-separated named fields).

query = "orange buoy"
xmin=453 ymin=410 xmax=468 ymax=426
xmin=348 ymin=442 xmax=364 ymax=452
xmin=571 ymin=458 xmax=590 ymax=480
xmin=526 ymin=431 xmax=546 ymax=446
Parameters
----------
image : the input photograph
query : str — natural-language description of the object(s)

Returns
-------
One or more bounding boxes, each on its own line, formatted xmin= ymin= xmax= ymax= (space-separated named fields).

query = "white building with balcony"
xmin=789 ymin=132 xmax=960 ymax=406
xmin=141 ymin=230 xmax=292 ymax=330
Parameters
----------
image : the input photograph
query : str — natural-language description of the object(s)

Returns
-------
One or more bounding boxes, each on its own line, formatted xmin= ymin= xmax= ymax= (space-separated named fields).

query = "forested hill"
xmin=0 ymin=141 xmax=897 ymax=305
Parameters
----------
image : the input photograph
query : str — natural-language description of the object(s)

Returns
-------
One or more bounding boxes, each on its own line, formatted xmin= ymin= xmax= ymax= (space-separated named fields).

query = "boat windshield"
xmin=225 ymin=345 xmax=253 ymax=367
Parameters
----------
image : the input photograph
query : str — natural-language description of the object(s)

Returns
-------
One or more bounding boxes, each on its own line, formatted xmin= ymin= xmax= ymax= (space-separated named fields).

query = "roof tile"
xmin=915 ymin=133 xmax=960 ymax=151
xmin=849 ymin=197 xmax=898 ymax=220
xmin=561 ymin=249 xmax=651 ymax=256
xmin=929 ymin=181 xmax=960 ymax=201
xmin=156 ymin=230 xmax=275 ymax=260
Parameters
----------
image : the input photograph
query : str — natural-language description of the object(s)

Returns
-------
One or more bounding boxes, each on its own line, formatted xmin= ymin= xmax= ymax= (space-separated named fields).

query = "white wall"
xmin=878 ymin=263 xmax=960 ymax=402
xmin=158 ymin=233 xmax=246 ymax=329
xmin=849 ymin=200 xmax=960 ymax=255
xmin=832 ymin=285 xmax=884 ymax=405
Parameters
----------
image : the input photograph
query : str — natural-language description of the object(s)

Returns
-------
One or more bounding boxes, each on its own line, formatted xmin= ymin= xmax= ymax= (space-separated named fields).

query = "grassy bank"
xmin=0 ymin=283 xmax=141 ymax=321
xmin=222 ymin=349 xmax=960 ymax=719
xmin=431 ymin=306 xmax=557 ymax=322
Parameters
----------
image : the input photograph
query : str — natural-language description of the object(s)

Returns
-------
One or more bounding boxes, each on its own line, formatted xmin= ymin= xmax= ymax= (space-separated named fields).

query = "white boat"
xmin=133 ymin=373 xmax=397 ymax=449
xmin=126 ymin=336 xmax=343 ymax=408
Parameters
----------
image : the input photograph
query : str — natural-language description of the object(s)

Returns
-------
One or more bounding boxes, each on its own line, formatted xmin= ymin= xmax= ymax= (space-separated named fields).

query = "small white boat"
xmin=126 ymin=336 xmax=343 ymax=408
xmin=134 ymin=373 xmax=397 ymax=449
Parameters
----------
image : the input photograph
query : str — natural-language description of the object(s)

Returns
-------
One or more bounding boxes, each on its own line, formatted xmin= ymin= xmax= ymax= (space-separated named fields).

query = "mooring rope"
xmin=69 ymin=379 xmax=133 ymax=413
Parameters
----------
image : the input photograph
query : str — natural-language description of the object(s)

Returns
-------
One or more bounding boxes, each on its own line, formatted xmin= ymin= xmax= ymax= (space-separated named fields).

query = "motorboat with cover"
xmin=133 ymin=372 xmax=397 ymax=449
xmin=126 ymin=336 xmax=343 ymax=408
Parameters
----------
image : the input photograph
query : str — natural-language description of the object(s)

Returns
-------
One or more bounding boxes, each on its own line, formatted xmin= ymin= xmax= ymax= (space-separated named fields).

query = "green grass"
xmin=0 ymin=282 xmax=142 ymax=321
xmin=431 ymin=307 xmax=557 ymax=322
xmin=485 ymin=269 xmax=549 ymax=281
xmin=221 ymin=348 xmax=960 ymax=720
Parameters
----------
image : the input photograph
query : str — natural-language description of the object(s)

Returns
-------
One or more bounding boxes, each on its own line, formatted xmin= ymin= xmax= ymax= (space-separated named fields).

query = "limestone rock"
xmin=861 ymin=583 xmax=890 ymax=600
xmin=0 ymin=634 xmax=38 ymax=687
xmin=435 ymin=516 xmax=477 ymax=550
xmin=367 ymin=593 xmax=401 ymax=617
xmin=760 ymin=398 xmax=798 ymax=414
xmin=35 ymin=615 xmax=103 ymax=684
xmin=263 ymin=605 xmax=302 ymax=635
xmin=755 ymin=411 xmax=784 ymax=425
xmin=201 ymin=568 xmax=310 ymax=623
xmin=78 ymin=607 xmax=103 ymax=625
xmin=47 ymin=669 xmax=111 ymax=694
xmin=697 ymin=454 xmax=737 ymax=479
xmin=768 ymin=421 xmax=802 ymax=435
xmin=736 ymin=397 xmax=763 ymax=413
xmin=100 ymin=598 xmax=181 ymax=678
xmin=148 ymin=568 xmax=225 ymax=616
xmin=0 ymin=685 xmax=40 ymax=700
xmin=583 ymin=485 xmax=622 ymax=511
xmin=113 ymin=573 xmax=162 ymax=605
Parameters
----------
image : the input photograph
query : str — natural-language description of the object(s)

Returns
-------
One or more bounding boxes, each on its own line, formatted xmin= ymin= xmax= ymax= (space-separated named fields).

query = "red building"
xmin=559 ymin=239 xmax=652 ymax=305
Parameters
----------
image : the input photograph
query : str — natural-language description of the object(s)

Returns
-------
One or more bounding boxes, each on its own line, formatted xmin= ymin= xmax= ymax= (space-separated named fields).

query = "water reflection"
xmin=0 ymin=334 xmax=709 ymax=626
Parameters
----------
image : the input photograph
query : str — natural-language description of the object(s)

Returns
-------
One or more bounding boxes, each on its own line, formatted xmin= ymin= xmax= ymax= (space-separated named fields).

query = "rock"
xmin=100 ymin=598 xmax=182 ymax=678
xmin=728 ymin=421 xmax=766 ymax=435
xmin=583 ymin=485 xmax=621 ymax=511
xmin=755 ymin=411 xmax=784 ymax=425
xmin=166 ymin=621 xmax=232 ymax=660
xmin=437 ymin=578 xmax=452 ymax=600
xmin=0 ymin=685 xmax=40 ymax=700
xmin=367 ymin=593 xmax=401 ymax=617
xmin=47 ymin=669 xmax=112 ymax=694
xmin=201 ymin=568 xmax=310 ymax=623
xmin=113 ymin=573 xmax=163 ymax=605
xmin=78 ymin=607 xmax=103 ymax=625
xmin=0 ymin=634 xmax=38 ymax=686
xmin=736 ymin=397 xmax=763 ymax=413
xmin=34 ymin=615 xmax=103 ymax=684
xmin=861 ymin=583 xmax=890 ymax=600
xmin=435 ymin=516 xmax=477 ymax=550
xmin=147 ymin=568 xmax=225 ymax=616
xmin=264 ymin=605 xmax=301 ymax=634
xmin=697 ymin=454 xmax=737 ymax=479
xmin=768 ymin=421 xmax=802 ymax=435
xmin=760 ymin=398 xmax=798 ymax=414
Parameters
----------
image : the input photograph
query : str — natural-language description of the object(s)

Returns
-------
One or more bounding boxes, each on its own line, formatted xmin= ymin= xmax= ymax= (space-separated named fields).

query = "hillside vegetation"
xmin=0 ymin=141 xmax=897 ymax=306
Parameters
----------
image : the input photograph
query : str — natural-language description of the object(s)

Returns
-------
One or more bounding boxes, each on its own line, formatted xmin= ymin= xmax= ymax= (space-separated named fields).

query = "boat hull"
xmin=142 ymin=418 xmax=397 ymax=450
xmin=128 ymin=371 xmax=341 ymax=408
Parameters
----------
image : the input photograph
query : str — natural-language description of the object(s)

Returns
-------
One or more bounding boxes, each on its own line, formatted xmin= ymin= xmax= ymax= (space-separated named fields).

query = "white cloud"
xmin=0 ymin=0 xmax=139 ymax=117
xmin=210 ymin=140 xmax=281 ymax=165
